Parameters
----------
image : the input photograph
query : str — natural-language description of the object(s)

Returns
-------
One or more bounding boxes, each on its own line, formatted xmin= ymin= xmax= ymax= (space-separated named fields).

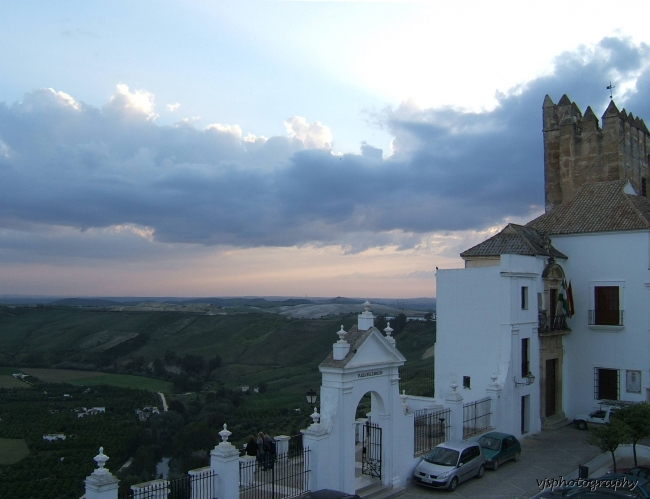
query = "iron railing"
xmin=413 ymin=407 xmax=450 ymax=456
xmin=239 ymin=447 xmax=310 ymax=499
xmin=399 ymin=367 xmax=434 ymax=397
xmin=119 ymin=468 xmax=217 ymax=499
xmin=588 ymin=310 xmax=624 ymax=326
xmin=287 ymin=434 xmax=304 ymax=458
xmin=538 ymin=311 xmax=568 ymax=332
xmin=462 ymin=397 xmax=492 ymax=439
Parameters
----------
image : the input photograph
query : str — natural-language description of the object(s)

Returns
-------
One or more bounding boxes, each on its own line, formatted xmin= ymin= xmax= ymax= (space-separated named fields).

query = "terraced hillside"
xmin=0 ymin=305 xmax=435 ymax=401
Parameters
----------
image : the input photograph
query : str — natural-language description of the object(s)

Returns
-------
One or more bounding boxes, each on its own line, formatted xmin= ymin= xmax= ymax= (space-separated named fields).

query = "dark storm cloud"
xmin=0 ymin=37 xmax=648 ymax=253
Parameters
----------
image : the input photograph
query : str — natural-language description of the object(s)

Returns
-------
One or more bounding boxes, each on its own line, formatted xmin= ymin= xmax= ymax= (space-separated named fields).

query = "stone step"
xmin=356 ymin=481 xmax=405 ymax=499
xmin=356 ymin=479 xmax=382 ymax=496
xmin=543 ymin=417 xmax=571 ymax=431
xmin=369 ymin=485 xmax=406 ymax=499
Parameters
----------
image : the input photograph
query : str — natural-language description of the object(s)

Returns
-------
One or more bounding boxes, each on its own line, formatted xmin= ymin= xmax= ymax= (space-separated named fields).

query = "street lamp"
xmin=305 ymin=388 xmax=318 ymax=409
xmin=513 ymin=373 xmax=536 ymax=387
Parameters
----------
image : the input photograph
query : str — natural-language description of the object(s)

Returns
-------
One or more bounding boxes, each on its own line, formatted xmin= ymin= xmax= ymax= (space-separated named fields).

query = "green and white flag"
xmin=558 ymin=279 xmax=570 ymax=317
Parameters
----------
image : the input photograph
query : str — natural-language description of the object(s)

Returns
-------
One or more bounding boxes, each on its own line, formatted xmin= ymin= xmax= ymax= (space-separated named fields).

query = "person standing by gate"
xmin=246 ymin=435 xmax=258 ymax=457
xmin=257 ymin=432 xmax=266 ymax=469
xmin=263 ymin=433 xmax=276 ymax=470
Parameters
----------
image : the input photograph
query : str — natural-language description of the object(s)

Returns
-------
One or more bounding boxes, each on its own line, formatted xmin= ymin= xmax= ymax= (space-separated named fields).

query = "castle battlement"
xmin=543 ymin=94 xmax=649 ymax=212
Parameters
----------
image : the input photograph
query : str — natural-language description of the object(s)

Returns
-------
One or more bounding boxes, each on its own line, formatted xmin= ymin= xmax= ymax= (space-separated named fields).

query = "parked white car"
xmin=573 ymin=404 xmax=621 ymax=430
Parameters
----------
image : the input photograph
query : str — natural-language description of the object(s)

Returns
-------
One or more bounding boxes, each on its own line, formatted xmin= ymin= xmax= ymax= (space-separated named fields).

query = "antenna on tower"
xmin=607 ymin=81 xmax=615 ymax=100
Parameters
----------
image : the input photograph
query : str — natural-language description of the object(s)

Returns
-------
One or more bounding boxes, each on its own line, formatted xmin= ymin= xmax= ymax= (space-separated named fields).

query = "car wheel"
xmin=493 ymin=459 xmax=499 ymax=471
xmin=514 ymin=452 xmax=520 ymax=462
xmin=448 ymin=477 xmax=458 ymax=491
xmin=578 ymin=420 xmax=587 ymax=431
xmin=476 ymin=464 xmax=485 ymax=479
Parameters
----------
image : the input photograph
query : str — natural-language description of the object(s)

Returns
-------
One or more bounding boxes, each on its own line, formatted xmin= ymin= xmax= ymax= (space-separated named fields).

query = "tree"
xmin=617 ymin=403 xmax=650 ymax=465
xmin=258 ymin=382 xmax=267 ymax=394
xmin=182 ymin=354 xmax=205 ymax=375
xmin=152 ymin=358 xmax=164 ymax=376
xmin=375 ymin=315 xmax=387 ymax=333
xmin=168 ymin=399 xmax=186 ymax=414
xmin=164 ymin=350 xmax=178 ymax=365
xmin=590 ymin=418 xmax=629 ymax=473
xmin=208 ymin=354 xmax=222 ymax=372
xmin=392 ymin=313 xmax=407 ymax=335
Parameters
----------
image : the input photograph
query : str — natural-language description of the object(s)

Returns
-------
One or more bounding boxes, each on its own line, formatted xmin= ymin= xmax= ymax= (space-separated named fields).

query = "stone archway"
xmin=304 ymin=304 xmax=413 ymax=494
xmin=354 ymin=390 xmax=386 ymax=485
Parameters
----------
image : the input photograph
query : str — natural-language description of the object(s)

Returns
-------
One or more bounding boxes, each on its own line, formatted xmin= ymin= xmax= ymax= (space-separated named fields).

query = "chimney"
xmin=332 ymin=325 xmax=350 ymax=361
xmin=357 ymin=301 xmax=374 ymax=330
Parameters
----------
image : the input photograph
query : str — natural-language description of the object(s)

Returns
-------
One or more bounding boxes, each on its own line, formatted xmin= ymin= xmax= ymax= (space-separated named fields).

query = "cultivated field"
xmin=21 ymin=368 xmax=107 ymax=382
xmin=18 ymin=368 xmax=173 ymax=392
xmin=66 ymin=373 xmax=172 ymax=392
xmin=0 ymin=438 xmax=30 ymax=465
xmin=0 ymin=375 xmax=30 ymax=389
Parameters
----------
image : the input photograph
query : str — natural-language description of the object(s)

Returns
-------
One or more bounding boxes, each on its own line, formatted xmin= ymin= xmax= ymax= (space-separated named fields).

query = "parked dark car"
xmin=621 ymin=467 xmax=650 ymax=480
xmin=476 ymin=432 xmax=521 ymax=470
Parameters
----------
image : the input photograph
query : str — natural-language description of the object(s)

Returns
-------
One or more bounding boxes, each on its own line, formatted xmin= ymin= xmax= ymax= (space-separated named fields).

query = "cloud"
xmin=1 ymin=37 xmax=649 ymax=259
xmin=167 ymin=103 xmax=181 ymax=112
xmin=205 ymin=123 xmax=243 ymax=138
xmin=284 ymin=116 xmax=332 ymax=149
xmin=105 ymin=83 xmax=157 ymax=120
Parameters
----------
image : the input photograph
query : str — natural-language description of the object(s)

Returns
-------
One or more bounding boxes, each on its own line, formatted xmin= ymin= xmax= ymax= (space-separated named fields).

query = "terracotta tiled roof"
xmin=527 ymin=180 xmax=650 ymax=235
xmin=319 ymin=325 xmax=376 ymax=368
xmin=460 ymin=224 xmax=567 ymax=259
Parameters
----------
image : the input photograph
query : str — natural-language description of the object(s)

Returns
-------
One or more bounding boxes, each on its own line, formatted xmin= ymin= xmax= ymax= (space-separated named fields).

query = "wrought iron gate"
xmin=361 ymin=421 xmax=382 ymax=479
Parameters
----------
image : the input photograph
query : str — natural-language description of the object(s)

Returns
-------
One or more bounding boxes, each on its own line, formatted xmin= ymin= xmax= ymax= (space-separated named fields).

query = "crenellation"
xmin=543 ymin=95 xmax=650 ymax=211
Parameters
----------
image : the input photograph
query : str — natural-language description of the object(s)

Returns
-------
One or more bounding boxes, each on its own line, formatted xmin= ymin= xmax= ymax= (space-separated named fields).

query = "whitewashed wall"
xmin=551 ymin=230 xmax=650 ymax=417
xmin=435 ymin=254 xmax=544 ymax=437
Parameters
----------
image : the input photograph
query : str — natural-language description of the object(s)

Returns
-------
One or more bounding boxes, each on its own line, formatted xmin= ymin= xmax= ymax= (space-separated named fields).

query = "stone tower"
xmin=543 ymin=94 xmax=649 ymax=212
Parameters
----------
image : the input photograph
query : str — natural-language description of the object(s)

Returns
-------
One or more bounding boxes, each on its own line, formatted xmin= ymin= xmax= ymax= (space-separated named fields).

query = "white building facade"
xmin=435 ymin=179 xmax=650 ymax=438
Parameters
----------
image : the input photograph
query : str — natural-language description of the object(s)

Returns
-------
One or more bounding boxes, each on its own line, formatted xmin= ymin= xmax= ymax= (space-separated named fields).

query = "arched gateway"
xmin=302 ymin=303 xmax=414 ymax=494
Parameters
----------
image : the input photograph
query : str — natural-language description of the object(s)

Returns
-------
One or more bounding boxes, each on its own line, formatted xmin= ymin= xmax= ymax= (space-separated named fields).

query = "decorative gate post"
xmin=274 ymin=435 xmax=290 ymax=455
xmin=445 ymin=383 xmax=464 ymax=441
xmin=486 ymin=374 xmax=502 ymax=431
xmin=85 ymin=447 xmax=119 ymax=499
xmin=302 ymin=409 xmax=329 ymax=492
xmin=210 ymin=424 xmax=240 ymax=499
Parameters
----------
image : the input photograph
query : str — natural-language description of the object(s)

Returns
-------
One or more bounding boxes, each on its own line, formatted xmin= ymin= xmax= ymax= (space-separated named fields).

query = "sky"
xmin=1 ymin=0 xmax=650 ymax=299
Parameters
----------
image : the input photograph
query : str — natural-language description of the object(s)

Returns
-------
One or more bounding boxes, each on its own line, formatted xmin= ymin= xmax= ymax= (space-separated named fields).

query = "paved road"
xmin=401 ymin=425 xmax=602 ymax=499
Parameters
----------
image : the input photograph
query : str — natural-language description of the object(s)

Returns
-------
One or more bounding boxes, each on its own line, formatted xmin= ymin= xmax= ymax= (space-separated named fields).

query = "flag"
xmin=566 ymin=279 xmax=575 ymax=318
xmin=558 ymin=278 xmax=569 ymax=317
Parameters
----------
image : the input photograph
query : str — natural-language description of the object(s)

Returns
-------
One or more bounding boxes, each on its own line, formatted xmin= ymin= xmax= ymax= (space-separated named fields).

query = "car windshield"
xmin=478 ymin=436 xmax=500 ymax=451
xmin=424 ymin=447 xmax=460 ymax=466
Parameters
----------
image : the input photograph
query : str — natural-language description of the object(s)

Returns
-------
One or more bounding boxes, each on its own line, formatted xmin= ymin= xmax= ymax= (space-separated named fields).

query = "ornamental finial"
xmin=219 ymin=423 xmax=232 ymax=443
xmin=337 ymin=325 xmax=347 ymax=343
xmin=94 ymin=447 xmax=109 ymax=473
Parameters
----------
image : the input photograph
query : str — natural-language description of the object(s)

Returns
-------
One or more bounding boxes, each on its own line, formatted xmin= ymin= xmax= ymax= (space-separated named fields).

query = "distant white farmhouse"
xmin=43 ymin=433 xmax=66 ymax=442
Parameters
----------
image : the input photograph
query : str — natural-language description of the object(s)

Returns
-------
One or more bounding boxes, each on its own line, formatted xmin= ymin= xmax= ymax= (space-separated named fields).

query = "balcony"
xmin=538 ymin=311 xmax=569 ymax=334
xmin=588 ymin=310 xmax=624 ymax=327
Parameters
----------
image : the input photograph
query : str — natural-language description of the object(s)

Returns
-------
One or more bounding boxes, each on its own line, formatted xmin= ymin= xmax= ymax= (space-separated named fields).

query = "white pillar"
xmin=445 ymin=383 xmax=464 ymax=441
xmin=210 ymin=424 xmax=240 ymax=499
xmin=301 ymin=410 xmax=330 ymax=492
xmin=274 ymin=435 xmax=290 ymax=455
xmin=84 ymin=447 xmax=119 ymax=499
xmin=486 ymin=374 xmax=502 ymax=431
xmin=355 ymin=418 xmax=367 ymax=444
